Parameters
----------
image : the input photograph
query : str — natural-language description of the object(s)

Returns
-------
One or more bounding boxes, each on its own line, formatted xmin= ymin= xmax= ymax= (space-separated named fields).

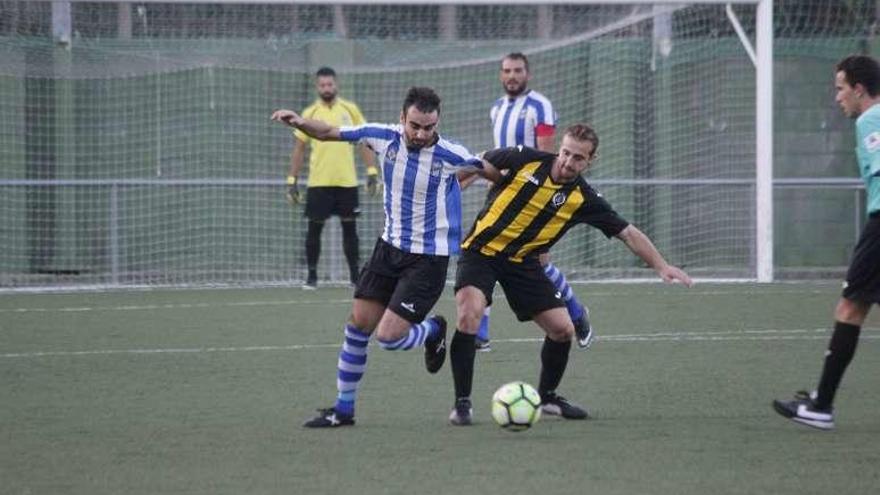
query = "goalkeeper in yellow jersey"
xmin=285 ymin=67 xmax=379 ymax=288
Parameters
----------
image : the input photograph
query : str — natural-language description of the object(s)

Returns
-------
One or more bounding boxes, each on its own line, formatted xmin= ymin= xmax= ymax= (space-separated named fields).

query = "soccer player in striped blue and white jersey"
xmin=475 ymin=52 xmax=594 ymax=353
xmin=490 ymin=53 xmax=557 ymax=152
xmin=272 ymin=87 xmax=499 ymax=428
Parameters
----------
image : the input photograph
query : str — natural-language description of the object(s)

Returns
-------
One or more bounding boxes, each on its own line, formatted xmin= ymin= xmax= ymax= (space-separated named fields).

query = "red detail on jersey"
xmin=535 ymin=123 xmax=555 ymax=137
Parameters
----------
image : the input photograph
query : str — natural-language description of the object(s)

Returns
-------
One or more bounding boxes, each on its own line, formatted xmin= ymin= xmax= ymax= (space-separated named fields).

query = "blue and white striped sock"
xmin=476 ymin=306 xmax=491 ymax=341
xmin=376 ymin=317 xmax=440 ymax=350
xmin=334 ymin=324 xmax=370 ymax=417
xmin=544 ymin=262 xmax=585 ymax=321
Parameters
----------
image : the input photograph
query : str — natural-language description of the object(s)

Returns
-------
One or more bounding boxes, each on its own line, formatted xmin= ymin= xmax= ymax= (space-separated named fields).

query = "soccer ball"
xmin=491 ymin=381 xmax=542 ymax=431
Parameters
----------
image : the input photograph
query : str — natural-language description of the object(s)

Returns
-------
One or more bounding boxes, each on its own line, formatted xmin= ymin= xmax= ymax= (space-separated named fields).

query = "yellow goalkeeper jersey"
xmin=293 ymin=97 xmax=366 ymax=187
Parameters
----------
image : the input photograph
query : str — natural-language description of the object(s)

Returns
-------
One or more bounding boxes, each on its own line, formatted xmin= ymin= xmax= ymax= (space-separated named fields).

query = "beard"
xmin=504 ymin=81 xmax=527 ymax=97
xmin=319 ymin=91 xmax=336 ymax=103
xmin=405 ymin=133 xmax=438 ymax=150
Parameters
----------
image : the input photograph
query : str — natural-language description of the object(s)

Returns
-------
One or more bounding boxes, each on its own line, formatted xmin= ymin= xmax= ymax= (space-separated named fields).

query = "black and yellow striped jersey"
xmin=462 ymin=146 xmax=629 ymax=261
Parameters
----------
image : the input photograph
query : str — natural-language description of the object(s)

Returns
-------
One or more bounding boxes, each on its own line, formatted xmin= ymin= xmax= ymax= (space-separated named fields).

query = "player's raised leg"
xmin=375 ymin=312 xmax=448 ymax=374
xmin=475 ymin=306 xmax=491 ymax=352
xmin=371 ymin=254 xmax=450 ymax=373
xmin=542 ymin=260 xmax=593 ymax=349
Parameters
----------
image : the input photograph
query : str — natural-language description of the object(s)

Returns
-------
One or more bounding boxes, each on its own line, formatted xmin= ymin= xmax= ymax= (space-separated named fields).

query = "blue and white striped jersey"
xmin=339 ymin=123 xmax=483 ymax=256
xmin=490 ymin=89 xmax=557 ymax=148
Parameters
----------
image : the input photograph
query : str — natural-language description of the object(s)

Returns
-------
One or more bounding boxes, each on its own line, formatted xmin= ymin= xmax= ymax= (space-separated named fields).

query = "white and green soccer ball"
xmin=491 ymin=381 xmax=542 ymax=431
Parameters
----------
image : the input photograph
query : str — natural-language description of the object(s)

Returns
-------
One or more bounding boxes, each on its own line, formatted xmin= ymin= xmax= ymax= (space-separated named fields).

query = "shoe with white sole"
xmin=772 ymin=390 xmax=834 ymax=431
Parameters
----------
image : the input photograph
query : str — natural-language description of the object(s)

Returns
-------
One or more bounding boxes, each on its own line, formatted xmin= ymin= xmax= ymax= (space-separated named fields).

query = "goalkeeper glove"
xmin=365 ymin=166 xmax=380 ymax=197
xmin=286 ymin=176 xmax=303 ymax=205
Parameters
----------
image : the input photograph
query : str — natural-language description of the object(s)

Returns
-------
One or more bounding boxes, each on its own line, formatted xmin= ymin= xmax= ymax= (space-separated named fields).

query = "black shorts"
xmin=305 ymin=186 xmax=360 ymax=221
xmin=842 ymin=212 xmax=880 ymax=304
xmin=454 ymin=249 xmax=564 ymax=322
xmin=354 ymin=238 xmax=449 ymax=323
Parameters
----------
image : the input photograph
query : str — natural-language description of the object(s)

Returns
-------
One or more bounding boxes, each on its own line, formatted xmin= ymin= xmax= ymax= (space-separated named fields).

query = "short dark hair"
xmin=502 ymin=52 xmax=529 ymax=72
xmin=836 ymin=55 xmax=880 ymax=97
xmin=564 ymin=124 xmax=599 ymax=157
xmin=315 ymin=66 xmax=336 ymax=79
xmin=402 ymin=87 xmax=441 ymax=115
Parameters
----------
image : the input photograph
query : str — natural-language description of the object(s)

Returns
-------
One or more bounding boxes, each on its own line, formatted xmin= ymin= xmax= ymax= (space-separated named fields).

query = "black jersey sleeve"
xmin=483 ymin=146 xmax=555 ymax=173
xmin=574 ymin=182 xmax=630 ymax=238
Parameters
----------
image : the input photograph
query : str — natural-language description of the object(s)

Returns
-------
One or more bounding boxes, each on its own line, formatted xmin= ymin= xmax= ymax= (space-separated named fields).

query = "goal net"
xmin=0 ymin=1 xmax=869 ymax=289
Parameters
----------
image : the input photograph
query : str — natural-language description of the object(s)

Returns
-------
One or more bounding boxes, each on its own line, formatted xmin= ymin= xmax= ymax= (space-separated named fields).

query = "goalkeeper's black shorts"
xmin=842 ymin=212 xmax=880 ymax=304
xmin=305 ymin=186 xmax=360 ymax=221
xmin=454 ymin=248 xmax=565 ymax=322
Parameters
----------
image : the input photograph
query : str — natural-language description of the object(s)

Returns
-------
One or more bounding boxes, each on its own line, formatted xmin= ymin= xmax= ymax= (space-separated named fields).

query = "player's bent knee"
xmin=368 ymin=307 xmax=414 ymax=342
xmin=538 ymin=252 xmax=551 ymax=266
xmin=348 ymin=315 xmax=373 ymax=333
xmin=455 ymin=314 xmax=481 ymax=334
xmin=455 ymin=287 xmax=485 ymax=333
xmin=542 ymin=322 xmax=573 ymax=342
xmin=834 ymin=298 xmax=871 ymax=325
xmin=373 ymin=321 xmax=410 ymax=342
xmin=455 ymin=308 xmax=482 ymax=333
xmin=349 ymin=299 xmax=385 ymax=332
xmin=551 ymin=328 xmax=574 ymax=342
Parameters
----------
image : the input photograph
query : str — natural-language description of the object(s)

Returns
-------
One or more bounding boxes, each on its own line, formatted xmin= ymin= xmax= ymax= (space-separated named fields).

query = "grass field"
xmin=2 ymin=283 xmax=879 ymax=495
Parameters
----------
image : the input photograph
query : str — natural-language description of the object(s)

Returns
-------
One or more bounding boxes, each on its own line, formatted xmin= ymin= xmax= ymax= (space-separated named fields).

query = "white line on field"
xmin=2 ymin=328 xmax=877 ymax=359
xmin=0 ymin=286 xmax=839 ymax=314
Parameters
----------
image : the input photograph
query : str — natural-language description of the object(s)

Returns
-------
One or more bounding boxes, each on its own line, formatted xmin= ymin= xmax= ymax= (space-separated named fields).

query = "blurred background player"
xmin=474 ymin=52 xmax=593 ymax=352
xmin=272 ymin=87 xmax=498 ymax=428
xmin=286 ymin=66 xmax=379 ymax=289
xmin=772 ymin=55 xmax=880 ymax=430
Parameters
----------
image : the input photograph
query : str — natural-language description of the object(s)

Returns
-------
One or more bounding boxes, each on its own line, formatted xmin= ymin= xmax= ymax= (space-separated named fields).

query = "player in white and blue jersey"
xmin=773 ymin=55 xmax=880 ymax=430
xmin=475 ymin=52 xmax=594 ymax=353
xmin=272 ymin=87 xmax=499 ymax=428
xmin=490 ymin=54 xmax=557 ymax=152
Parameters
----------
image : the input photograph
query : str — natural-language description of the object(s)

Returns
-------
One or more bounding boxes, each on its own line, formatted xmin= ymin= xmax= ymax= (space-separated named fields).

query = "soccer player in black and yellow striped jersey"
xmin=447 ymin=124 xmax=693 ymax=425
xmin=474 ymin=52 xmax=595 ymax=354
xmin=286 ymin=67 xmax=378 ymax=289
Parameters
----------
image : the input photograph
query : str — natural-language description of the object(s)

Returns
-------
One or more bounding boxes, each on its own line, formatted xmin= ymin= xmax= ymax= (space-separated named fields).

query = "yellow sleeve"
xmin=344 ymin=100 xmax=366 ymax=126
xmin=293 ymin=104 xmax=317 ymax=143
xmin=293 ymin=128 xmax=310 ymax=143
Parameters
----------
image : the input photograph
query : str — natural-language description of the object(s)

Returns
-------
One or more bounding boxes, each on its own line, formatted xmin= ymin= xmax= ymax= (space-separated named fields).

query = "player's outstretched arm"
xmin=477 ymin=157 xmax=501 ymax=183
xmin=456 ymin=157 xmax=500 ymax=189
xmin=270 ymin=109 xmax=341 ymax=141
xmin=456 ymin=170 xmax=481 ymax=189
xmin=615 ymin=224 xmax=693 ymax=287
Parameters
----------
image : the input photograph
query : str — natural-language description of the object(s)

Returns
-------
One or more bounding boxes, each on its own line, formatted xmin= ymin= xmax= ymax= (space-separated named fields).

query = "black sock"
xmin=341 ymin=219 xmax=360 ymax=283
xmin=305 ymin=220 xmax=324 ymax=282
xmin=538 ymin=337 xmax=571 ymax=398
xmin=815 ymin=321 xmax=861 ymax=409
xmin=450 ymin=331 xmax=476 ymax=399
